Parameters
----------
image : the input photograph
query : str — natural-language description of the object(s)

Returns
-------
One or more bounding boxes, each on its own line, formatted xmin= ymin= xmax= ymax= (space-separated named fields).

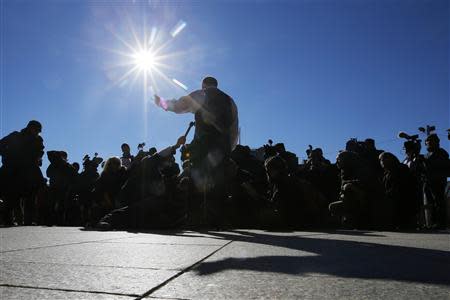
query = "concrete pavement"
xmin=1 ymin=227 xmax=449 ymax=299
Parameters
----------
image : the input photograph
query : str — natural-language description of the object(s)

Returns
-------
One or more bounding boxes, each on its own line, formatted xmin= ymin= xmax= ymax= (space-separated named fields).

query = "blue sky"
xmin=1 ymin=0 xmax=448 ymax=172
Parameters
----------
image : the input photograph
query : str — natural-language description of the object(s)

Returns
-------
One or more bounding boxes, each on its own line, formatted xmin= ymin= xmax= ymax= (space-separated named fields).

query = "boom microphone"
xmin=184 ymin=121 xmax=195 ymax=138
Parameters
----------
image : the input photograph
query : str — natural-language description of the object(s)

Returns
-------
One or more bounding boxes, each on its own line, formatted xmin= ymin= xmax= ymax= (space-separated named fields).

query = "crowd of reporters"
xmin=0 ymin=120 xmax=449 ymax=230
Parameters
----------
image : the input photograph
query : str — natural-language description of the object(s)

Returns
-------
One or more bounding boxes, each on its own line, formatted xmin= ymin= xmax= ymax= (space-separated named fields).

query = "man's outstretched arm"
xmin=154 ymin=95 xmax=198 ymax=114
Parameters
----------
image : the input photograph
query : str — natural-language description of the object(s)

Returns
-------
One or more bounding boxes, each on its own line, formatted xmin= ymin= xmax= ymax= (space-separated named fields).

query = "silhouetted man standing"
xmin=424 ymin=134 xmax=450 ymax=229
xmin=0 ymin=120 xmax=45 ymax=225
xmin=154 ymin=77 xmax=238 ymax=163
xmin=154 ymin=77 xmax=238 ymax=225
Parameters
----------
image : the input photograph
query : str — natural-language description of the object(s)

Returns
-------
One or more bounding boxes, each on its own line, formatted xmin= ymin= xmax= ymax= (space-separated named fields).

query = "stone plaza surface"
xmin=1 ymin=227 xmax=449 ymax=299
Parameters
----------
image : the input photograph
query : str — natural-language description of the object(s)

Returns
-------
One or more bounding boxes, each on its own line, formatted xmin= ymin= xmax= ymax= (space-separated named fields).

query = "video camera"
xmin=398 ymin=125 xmax=437 ymax=154
xmin=82 ymin=152 xmax=103 ymax=171
xmin=262 ymin=139 xmax=277 ymax=159
xmin=345 ymin=138 xmax=366 ymax=154
xmin=262 ymin=139 xmax=299 ymax=172
xmin=418 ymin=125 xmax=436 ymax=136
xmin=134 ymin=142 xmax=154 ymax=163
xmin=398 ymin=132 xmax=420 ymax=141
xmin=398 ymin=131 xmax=422 ymax=156
xmin=262 ymin=139 xmax=292 ymax=159
xmin=305 ymin=145 xmax=313 ymax=158
xmin=137 ymin=142 xmax=146 ymax=151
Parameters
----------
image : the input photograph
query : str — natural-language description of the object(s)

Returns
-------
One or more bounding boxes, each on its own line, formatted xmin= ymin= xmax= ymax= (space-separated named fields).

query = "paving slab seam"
xmin=0 ymin=283 xmax=139 ymax=298
xmin=93 ymin=241 xmax=227 ymax=246
xmin=135 ymin=240 xmax=234 ymax=300
xmin=0 ymin=236 xmax=138 ymax=253
xmin=147 ymin=296 xmax=191 ymax=300
xmin=0 ymin=259 xmax=181 ymax=271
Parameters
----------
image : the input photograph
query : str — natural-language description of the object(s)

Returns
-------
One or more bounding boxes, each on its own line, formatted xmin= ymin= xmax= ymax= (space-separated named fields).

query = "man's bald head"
xmin=202 ymin=76 xmax=218 ymax=89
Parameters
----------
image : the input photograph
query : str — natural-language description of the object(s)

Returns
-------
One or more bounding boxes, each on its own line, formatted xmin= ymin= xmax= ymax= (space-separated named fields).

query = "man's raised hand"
xmin=154 ymin=95 xmax=161 ymax=107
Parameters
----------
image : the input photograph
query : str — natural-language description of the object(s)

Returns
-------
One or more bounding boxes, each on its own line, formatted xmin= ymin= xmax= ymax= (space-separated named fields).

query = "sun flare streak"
xmin=172 ymin=78 xmax=188 ymax=91
xmin=170 ymin=20 xmax=187 ymax=38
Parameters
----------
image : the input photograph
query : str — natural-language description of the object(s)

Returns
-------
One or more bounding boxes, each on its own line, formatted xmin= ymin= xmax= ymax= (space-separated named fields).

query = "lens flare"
xmin=172 ymin=78 xmax=188 ymax=91
xmin=149 ymin=27 xmax=158 ymax=45
xmin=170 ymin=20 xmax=187 ymax=38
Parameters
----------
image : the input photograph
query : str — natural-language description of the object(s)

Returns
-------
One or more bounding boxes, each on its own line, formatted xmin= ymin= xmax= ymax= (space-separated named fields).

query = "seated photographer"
xmin=206 ymin=158 xmax=267 ymax=228
xmin=329 ymin=151 xmax=382 ymax=229
xmin=90 ymin=157 xmax=127 ymax=225
xmin=96 ymin=137 xmax=186 ymax=230
xmin=231 ymin=145 xmax=267 ymax=184
xmin=262 ymin=141 xmax=299 ymax=175
xmin=304 ymin=148 xmax=331 ymax=171
xmin=264 ymin=155 xmax=321 ymax=229
xmin=230 ymin=145 xmax=268 ymax=210
xmin=300 ymin=147 xmax=339 ymax=208
xmin=127 ymin=143 xmax=152 ymax=172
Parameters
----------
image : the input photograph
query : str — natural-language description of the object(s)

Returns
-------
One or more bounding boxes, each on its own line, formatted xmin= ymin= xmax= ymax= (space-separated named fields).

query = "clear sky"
xmin=1 ymin=0 xmax=448 ymax=172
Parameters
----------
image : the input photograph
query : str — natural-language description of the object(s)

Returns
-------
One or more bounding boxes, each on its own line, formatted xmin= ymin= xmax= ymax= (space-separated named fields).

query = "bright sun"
xmin=133 ymin=50 xmax=156 ymax=72
xmin=106 ymin=18 xmax=189 ymax=93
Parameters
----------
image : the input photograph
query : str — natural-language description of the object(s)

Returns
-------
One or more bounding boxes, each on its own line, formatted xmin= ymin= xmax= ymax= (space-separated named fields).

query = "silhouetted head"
xmin=121 ymin=143 xmax=131 ymax=154
xmin=364 ymin=138 xmax=376 ymax=150
xmin=148 ymin=147 xmax=157 ymax=156
xmin=26 ymin=120 xmax=42 ymax=137
xmin=316 ymin=148 xmax=324 ymax=157
xmin=264 ymin=155 xmax=288 ymax=183
xmin=102 ymin=157 xmax=121 ymax=174
xmin=202 ymin=76 xmax=218 ymax=89
xmin=310 ymin=148 xmax=324 ymax=161
xmin=379 ymin=152 xmax=400 ymax=172
xmin=403 ymin=140 xmax=420 ymax=158
xmin=425 ymin=134 xmax=440 ymax=152
xmin=60 ymin=151 xmax=68 ymax=161
xmin=345 ymin=139 xmax=360 ymax=153
xmin=274 ymin=143 xmax=286 ymax=154
xmin=72 ymin=162 xmax=80 ymax=172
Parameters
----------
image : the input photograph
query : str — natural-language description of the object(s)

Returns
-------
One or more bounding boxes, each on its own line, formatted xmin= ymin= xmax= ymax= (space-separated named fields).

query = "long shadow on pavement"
xmin=191 ymin=230 xmax=450 ymax=286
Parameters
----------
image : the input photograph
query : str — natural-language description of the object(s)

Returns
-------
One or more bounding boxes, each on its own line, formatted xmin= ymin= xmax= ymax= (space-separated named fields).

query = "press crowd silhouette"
xmin=1 ymin=121 xmax=449 ymax=230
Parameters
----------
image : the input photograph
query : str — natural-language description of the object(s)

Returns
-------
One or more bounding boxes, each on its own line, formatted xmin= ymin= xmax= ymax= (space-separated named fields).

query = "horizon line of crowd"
xmin=1 ymin=120 xmax=449 ymax=230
